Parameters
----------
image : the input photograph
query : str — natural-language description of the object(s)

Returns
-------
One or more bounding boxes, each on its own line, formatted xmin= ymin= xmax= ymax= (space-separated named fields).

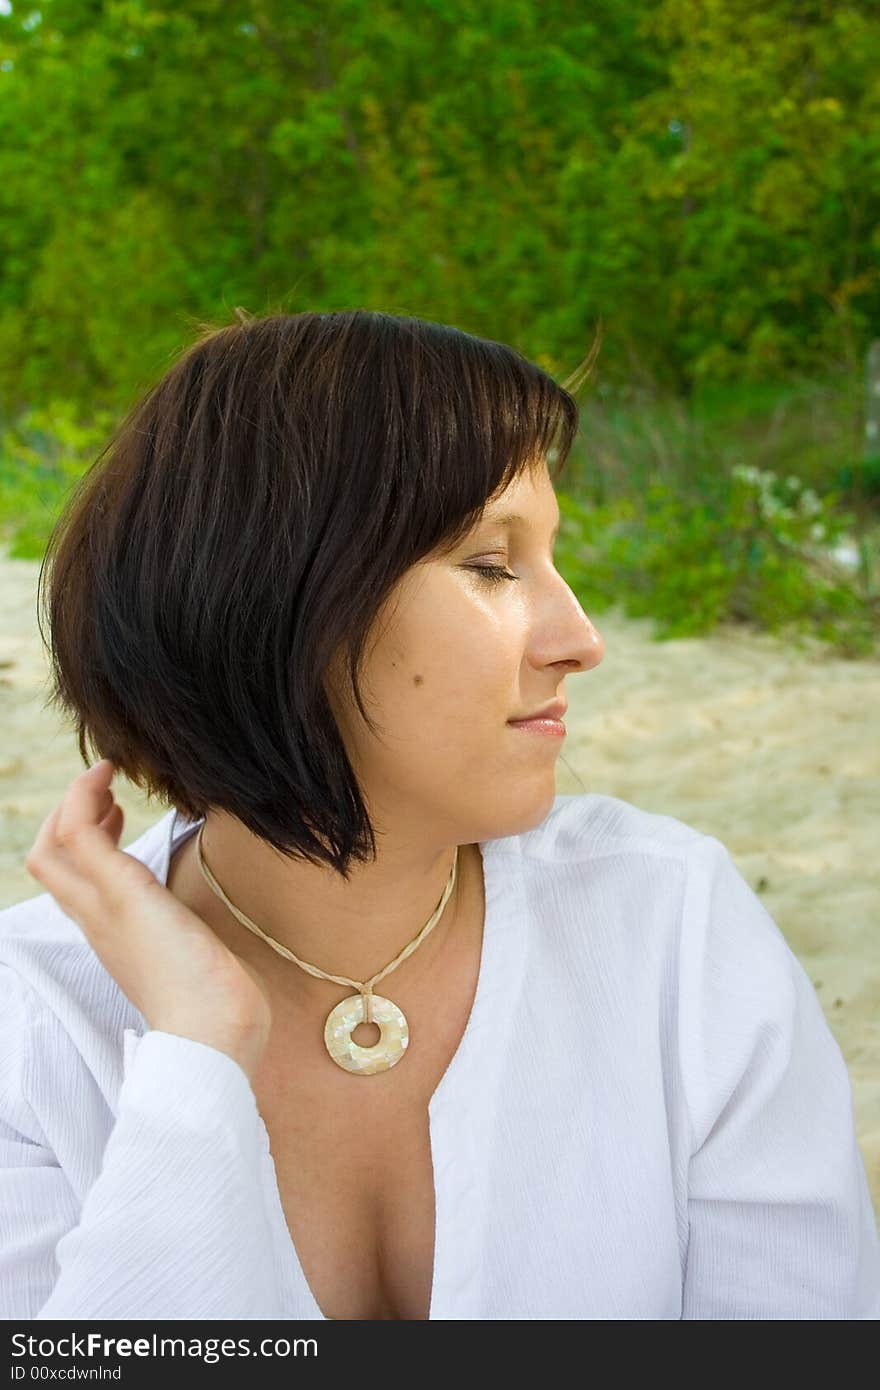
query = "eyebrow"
xmin=482 ymin=510 xmax=562 ymax=541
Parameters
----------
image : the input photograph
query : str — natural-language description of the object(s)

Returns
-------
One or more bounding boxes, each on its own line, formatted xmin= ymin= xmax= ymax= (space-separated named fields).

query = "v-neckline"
xmin=161 ymin=807 xmax=526 ymax=1321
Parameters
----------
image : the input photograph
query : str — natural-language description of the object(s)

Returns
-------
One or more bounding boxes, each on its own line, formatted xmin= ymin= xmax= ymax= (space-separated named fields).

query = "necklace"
xmin=194 ymin=824 xmax=459 ymax=1075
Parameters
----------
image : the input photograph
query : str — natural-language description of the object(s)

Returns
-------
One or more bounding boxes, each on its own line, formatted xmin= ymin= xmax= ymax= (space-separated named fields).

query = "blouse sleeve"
xmin=0 ymin=963 xmax=282 ymax=1319
xmin=678 ymin=840 xmax=880 ymax=1319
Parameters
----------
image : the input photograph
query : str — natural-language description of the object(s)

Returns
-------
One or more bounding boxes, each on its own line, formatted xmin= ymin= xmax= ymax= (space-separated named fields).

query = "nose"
xmin=555 ymin=586 xmax=605 ymax=675
xmin=525 ymin=571 xmax=606 ymax=678
xmin=586 ymin=615 xmax=604 ymax=666
xmin=570 ymin=614 xmax=604 ymax=673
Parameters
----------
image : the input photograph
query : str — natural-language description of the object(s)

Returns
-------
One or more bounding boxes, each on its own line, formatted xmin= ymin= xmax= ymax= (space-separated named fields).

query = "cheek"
xmin=377 ymin=578 xmax=518 ymax=723
xmin=423 ymin=588 xmax=513 ymax=666
xmin=403 ymin=632 xmax=506 ymax=713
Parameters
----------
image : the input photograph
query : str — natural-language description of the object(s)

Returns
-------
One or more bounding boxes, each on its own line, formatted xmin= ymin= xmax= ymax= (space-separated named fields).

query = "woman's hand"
xmin=24 ymin=759 xmax=273 ymax=1080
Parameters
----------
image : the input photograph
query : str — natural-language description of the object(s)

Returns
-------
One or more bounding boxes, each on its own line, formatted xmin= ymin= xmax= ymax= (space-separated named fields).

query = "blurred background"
xmin=0 ymin=0 xmax=878 ymax=1208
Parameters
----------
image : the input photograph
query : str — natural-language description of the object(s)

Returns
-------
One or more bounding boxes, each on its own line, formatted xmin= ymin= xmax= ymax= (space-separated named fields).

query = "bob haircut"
xmin=37 ymin=309 xmax=584 ymax=879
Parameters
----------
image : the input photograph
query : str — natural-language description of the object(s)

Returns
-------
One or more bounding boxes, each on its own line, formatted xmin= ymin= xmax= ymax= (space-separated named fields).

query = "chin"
xmin=490 ymin=783 xmax=559 ymax=840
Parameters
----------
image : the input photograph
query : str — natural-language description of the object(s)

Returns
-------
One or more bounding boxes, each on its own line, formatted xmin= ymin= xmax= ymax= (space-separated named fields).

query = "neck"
xmin=166 ymin=814 xmax=479 ymax=1012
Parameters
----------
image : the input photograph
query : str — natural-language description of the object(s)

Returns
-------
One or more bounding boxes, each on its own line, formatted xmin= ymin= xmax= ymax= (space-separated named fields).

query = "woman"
xmin=0 ymin=310 xmax=877 ymax=1321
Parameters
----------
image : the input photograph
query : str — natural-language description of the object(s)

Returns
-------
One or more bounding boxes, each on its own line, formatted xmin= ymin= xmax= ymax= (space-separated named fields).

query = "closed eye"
xmin=467 ymin=564 xmax=519 ymax=584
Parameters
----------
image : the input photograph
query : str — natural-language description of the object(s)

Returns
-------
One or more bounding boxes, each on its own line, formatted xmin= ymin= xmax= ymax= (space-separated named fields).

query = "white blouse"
xmin=0 ymin=793 xmax=877 ymax=1321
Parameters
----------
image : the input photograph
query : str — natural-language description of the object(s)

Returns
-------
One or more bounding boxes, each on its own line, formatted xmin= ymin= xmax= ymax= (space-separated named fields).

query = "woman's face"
xmin=328 ymin=462 xmax=605 ymax=845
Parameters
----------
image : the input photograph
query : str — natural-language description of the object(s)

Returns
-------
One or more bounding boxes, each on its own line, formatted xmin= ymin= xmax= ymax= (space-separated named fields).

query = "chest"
xmin=245 ymin=851 xmax=485 ymax=1320
xmin=251 ymin=951 xmax=481 ymax=1320
xmin=260 ymin=1090 xmax=438 ymax=1320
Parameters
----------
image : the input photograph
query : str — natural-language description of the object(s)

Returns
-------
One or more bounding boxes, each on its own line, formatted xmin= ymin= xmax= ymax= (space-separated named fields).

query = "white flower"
xmin=831 ymin=541 xmax=860 ymax=571
xmin=732 ymin=464 xmax=760 ymax=485
xmin=800 ymin=490 xmax=822 ymax=516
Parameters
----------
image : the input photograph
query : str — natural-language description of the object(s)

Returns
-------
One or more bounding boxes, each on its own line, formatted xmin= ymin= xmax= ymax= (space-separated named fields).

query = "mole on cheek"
xmin=413 ymin=674 xmax=424 ymax=686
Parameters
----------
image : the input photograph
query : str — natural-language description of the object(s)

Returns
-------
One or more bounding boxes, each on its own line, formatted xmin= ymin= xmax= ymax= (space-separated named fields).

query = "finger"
xmin=26 ymin=763 xmax=120 ymax=902
xmin=24 ymin=803 xmax=102 ymax=918
xmin=54 ymin=760 xmax=117 ymax=848
xmin=27 ymin=803 xmax=66 ymax=872
xmin=28 ymin=777 xmax=109 ymax=870
xmin=97 ymin=800 xmax=125 ymax=844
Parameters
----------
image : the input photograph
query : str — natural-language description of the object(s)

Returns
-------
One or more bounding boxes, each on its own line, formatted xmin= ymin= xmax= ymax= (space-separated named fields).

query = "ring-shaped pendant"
xmin=323 ymin=993 xmax=409 ymax=1075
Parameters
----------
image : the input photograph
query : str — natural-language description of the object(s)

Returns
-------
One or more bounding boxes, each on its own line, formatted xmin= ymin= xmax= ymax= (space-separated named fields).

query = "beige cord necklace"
xmin=194 ymin=823 xmax=459 ymax=1075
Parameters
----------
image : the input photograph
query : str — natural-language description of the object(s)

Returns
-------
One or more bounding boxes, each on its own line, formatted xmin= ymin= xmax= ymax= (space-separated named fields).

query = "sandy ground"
xmin=1 ymin=544 xmax=878 ymax=1223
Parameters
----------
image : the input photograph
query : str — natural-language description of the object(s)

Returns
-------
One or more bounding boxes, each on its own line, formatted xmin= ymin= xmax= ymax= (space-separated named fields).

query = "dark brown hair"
xmin=37 ymin=310 xmax=584 ymax=878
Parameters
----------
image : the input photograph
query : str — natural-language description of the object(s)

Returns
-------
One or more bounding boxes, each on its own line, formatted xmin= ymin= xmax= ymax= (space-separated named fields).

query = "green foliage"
xmin=0 ymin=401 xmax=116 ymax=559
xmin=556 ymin=464 xmax=879 ymax=659
xmin=0 ymin=1 xmax=878 ymax=411
xmin=1 ymin=1 xmax=879 ymax=658
xmin=832 ymin=453 xmax=880 ymax=508
xmin=3 ymin=386 xmax=878 ymax=659
xmin=565 ymin=372 xmax=870 ymax=517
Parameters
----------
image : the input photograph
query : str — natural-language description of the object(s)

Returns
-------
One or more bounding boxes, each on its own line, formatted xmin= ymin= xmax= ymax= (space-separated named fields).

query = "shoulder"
xmin=480 ymin=791 xmax=740 ymax=987
xmin=504 ymin=790 xmax=787 ymax=944
xmin=484 ymin=791 xmax=722 ymax=885
xmin=483 ymin=791 xmax=791 ymax=996
xmin=0 ymin=807 xmax=179 ymax=1033
xmin=511 ymin=799 xmax=824 ymax=1152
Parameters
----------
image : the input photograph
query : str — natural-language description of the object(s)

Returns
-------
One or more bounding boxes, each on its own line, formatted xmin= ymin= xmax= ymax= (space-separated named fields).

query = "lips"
xmin=508 ymin=700 xmax=567 ymax=722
